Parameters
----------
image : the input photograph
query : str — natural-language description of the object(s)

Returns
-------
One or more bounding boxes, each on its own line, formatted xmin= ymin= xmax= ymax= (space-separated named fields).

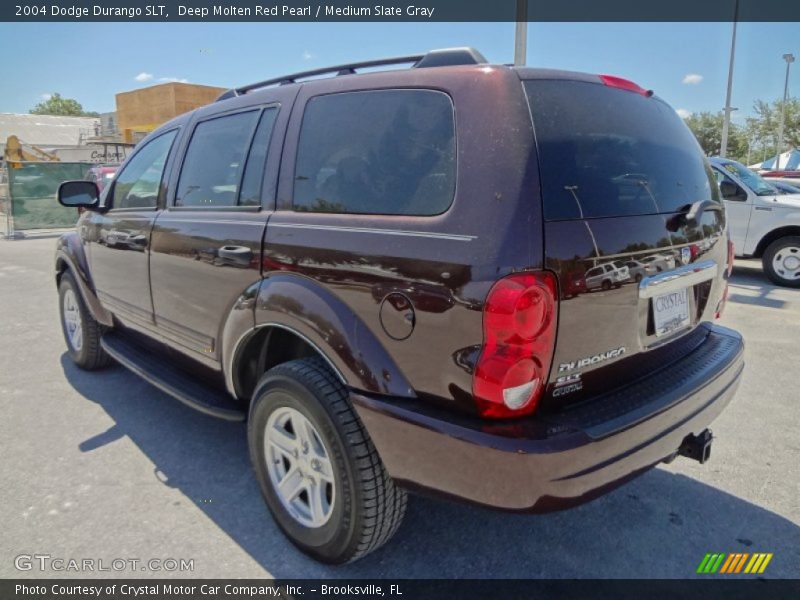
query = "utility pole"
xmin=775 ymin=53 xmax=795 ymax=169
xmin=720 ymin=0 xmax=739 ymax=158
xmin=514 ymin=0 xmax=527 ymax=66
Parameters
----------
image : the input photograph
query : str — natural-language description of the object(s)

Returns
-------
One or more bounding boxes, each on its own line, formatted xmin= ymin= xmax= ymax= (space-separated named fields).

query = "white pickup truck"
xmin=710 ymin=157 xmax=800 ymax=288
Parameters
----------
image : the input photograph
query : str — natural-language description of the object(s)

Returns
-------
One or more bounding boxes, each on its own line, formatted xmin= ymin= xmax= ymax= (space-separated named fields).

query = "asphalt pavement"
xmin=1 ymin=237 xmax=798 ymax=579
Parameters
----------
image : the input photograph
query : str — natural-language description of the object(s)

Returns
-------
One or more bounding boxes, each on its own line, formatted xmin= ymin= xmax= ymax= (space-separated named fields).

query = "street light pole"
xmin=514 ymin=0 xmax=527 ymax=66
xmin=720 ymin=0 xmax=739 ymax=158
xmin=775 ymin=53 xmax=795 ymax=170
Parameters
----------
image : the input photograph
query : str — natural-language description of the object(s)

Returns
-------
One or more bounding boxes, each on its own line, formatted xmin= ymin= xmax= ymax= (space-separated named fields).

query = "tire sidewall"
xmin=763 ymin=236 xmax=800 ymax=288
xmin=248 ymin=371 xmax=362 ymax=563
xmin=59 ymin=274 xmax=89 ymax=364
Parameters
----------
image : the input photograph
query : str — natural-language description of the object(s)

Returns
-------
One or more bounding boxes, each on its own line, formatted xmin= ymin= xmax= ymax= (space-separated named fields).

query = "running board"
xmin=101 ymin=333 xmax=246 ymax=422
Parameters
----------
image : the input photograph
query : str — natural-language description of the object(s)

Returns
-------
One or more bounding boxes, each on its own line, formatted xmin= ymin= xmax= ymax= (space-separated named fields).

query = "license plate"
xmin=653 ymin=288 xmax=690 ymax=337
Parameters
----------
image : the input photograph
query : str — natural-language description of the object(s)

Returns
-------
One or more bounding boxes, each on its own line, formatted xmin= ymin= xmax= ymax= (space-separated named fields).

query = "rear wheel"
xmin=58 ymin=271 xmax=112 ymax=370
xmin=601 ymin=279 xmax=612 ymax=291
xmin=248 ymin=358 xmax=406 ymax=563
xmin=763 ymin=236 xmax=800 ymax=288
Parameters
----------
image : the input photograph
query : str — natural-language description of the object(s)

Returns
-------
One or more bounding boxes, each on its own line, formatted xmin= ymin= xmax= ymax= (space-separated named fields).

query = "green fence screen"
xmin=7 ymin=162 xmax=89 ymax=230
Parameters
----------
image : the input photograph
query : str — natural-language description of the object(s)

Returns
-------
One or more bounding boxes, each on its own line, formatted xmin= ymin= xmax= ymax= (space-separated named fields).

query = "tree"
xmin=683 ymin=111 xmax=724 ymax=156
xmin=682 ymin=97 xmax=800 ymax=166
xmin=29 ymin=93 xmax=98 ymax=117
xmin=683 ymin=111 xmax=747 ymax=161
xmin=750 ymin=97 xmax=800 ymax=161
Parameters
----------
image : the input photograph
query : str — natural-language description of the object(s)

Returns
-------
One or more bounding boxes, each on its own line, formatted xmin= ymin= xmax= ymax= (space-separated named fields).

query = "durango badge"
xmin=558 ymin=347 xmax=627 ymax=373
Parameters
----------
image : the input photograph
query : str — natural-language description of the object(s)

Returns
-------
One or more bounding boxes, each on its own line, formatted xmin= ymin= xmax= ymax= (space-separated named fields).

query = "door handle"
xmin=217 ymin=245 xmax=253 ymax=265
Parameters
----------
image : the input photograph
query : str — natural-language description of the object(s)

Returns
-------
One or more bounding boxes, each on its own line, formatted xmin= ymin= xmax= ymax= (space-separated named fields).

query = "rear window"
xmin=525 ymin=80 xmax=719 ymax=220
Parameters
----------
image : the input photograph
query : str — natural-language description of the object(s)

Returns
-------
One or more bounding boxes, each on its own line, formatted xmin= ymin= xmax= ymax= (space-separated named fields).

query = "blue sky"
xmin=0 ymin=21 xmax=797 ymax=122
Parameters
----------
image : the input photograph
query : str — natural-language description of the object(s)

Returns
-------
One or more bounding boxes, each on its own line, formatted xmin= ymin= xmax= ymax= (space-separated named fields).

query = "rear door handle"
xmin=639 ymin=260 xmax=718 ymax=299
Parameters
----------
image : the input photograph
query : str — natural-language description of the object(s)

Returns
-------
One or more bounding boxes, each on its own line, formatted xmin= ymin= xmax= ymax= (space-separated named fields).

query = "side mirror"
xmin=58 ymin=180 xmax=100 ymax=209
xmin=719 ymin=180 xmax=747 ymax=202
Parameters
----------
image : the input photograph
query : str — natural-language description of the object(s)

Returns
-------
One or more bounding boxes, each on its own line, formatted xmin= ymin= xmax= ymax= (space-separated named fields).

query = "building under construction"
xmin=116 ymin=82 xmax=226 ymax=143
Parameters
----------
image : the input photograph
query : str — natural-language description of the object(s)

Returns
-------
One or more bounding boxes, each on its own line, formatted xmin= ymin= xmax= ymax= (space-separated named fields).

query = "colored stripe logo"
xmin=697 ymin=552 xmax=773 ymax=574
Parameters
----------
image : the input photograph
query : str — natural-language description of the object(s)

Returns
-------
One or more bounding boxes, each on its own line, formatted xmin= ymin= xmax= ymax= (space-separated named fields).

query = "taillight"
xmin=599 ymin=74 xmax=653 ymax=97
xmin=473 ymin=272 xmax=558 ymax=419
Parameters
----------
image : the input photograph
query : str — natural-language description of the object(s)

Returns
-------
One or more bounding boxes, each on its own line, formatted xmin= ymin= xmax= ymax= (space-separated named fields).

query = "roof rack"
xmin=216 ymin=47 xmax=487 ymax=101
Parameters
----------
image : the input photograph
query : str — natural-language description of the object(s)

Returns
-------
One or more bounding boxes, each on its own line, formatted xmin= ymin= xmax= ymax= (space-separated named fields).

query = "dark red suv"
xmin=55 ymin=47 xmax=744 ymax=563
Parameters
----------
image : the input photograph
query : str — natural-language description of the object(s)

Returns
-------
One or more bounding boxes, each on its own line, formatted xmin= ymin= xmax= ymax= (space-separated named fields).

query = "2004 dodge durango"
xmin=54 ymin=47 xmax=745 ymax=563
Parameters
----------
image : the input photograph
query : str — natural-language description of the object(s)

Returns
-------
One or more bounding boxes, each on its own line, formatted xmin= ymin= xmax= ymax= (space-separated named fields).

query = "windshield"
xmin=717 ymin=160 xmax=778 ymax=196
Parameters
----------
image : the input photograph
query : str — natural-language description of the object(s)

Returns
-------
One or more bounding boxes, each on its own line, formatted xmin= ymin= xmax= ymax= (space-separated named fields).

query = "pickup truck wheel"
xmin=763 ymin=236 xmax=800 ymax=288
xmin=58 ymin=271 xmax=112 ymax=370
xmin=248 ymin=358 xmax=407 ymax=564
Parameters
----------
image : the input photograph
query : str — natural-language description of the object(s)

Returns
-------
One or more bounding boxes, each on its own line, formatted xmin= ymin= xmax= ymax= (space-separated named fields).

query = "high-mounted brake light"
xmin=473 ymin=272 xmax=558 ymax=419
xmin=599 ymin=74 xmax=653 ymax=97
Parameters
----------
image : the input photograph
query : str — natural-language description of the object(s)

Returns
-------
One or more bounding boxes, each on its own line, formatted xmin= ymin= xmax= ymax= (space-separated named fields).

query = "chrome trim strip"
xmin=269 ymin=222 xmax=476 ymax=241
xmin=156 ymin=219 xmax=265 ymax=226
xmin=639 ymin=260 xmax=718 ymax=299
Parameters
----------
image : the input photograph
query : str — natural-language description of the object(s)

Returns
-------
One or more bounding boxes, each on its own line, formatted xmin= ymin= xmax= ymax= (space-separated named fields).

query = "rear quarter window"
xmin=293 ymin=89 xmax=456 ymax=216
xmin=525 ymin=80 xmax=719 ymax=220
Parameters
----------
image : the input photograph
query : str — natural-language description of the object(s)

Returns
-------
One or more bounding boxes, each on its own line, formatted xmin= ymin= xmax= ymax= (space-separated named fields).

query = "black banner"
xmin=4 ymin=579 xmax=800 ymax=600
xmin=3 ymin=0 xmax=800 ymax=22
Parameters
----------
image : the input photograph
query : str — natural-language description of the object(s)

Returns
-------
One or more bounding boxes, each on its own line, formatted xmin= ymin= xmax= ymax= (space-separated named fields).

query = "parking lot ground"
xmin=1 ymin=239 xmax=798 ymax=579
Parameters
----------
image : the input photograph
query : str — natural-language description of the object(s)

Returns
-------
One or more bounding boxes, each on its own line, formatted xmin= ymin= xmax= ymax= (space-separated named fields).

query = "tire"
xmin=601 ymin=279 xmax=611 ymax=291
xmin=58 ymin=271 xmax=112 ymax=370
xmin=635 ymin=273 xmax=643 ymax=283
xmin=248 ymin=358 xmax=407 ymax=564
xmin=762 ymin=236 xmax=800 ymax=288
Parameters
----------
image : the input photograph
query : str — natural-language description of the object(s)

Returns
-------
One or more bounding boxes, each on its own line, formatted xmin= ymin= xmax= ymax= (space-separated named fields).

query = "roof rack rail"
xmin=216 ymin=47 xmax=487 ymax=101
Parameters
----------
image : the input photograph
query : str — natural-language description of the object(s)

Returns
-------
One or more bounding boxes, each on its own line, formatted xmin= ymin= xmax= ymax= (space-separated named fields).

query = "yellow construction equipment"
xmin=4 ymin=135 xmax=61 ymax=167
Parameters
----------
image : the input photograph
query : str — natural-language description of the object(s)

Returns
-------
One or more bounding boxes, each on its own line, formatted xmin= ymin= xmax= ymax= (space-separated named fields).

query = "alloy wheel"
xmin=264 ymin=406 xmax=335 ymax=528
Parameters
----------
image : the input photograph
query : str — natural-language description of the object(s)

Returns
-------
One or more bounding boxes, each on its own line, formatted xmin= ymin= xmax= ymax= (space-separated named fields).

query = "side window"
xmin=175 ymin=110 xmax=260 ymax=207
xmin=293 ymin=89 xmax=456 ymax=216
xmin=111 ymin=130 xmax=177 ymax=209
xmin=239 ymin=108 xmax=278 ymax=207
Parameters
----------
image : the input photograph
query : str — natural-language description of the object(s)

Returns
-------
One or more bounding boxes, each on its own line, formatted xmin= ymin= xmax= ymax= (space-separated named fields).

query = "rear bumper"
xmin=351 ymin=324 xmax=744 ymax=512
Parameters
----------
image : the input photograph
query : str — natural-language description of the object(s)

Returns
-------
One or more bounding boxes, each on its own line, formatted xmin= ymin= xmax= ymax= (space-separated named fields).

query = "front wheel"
xmin=58 ymin=271 xmax=112 ymax=370
xmin=762 ymin=236 xmax=800 ymax=288
xmin=248 ymin=358 xmax=407 ymax=563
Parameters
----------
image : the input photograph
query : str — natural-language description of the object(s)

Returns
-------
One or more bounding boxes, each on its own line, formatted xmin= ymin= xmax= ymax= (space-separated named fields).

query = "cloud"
xmin=302 ymin=50 xmax=314 ymax=61
xmin=682 ymin=73 xmax=703 ymax=85
xmin=134 ymin=72 xmax=153 ymax=82
xmin=676 ymin=108 xmax=692 ymax=119
xmin=159 ymin=77 xmax=189 ymax=83
xmin=40 ymin=93 xmax=52 ymax=101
